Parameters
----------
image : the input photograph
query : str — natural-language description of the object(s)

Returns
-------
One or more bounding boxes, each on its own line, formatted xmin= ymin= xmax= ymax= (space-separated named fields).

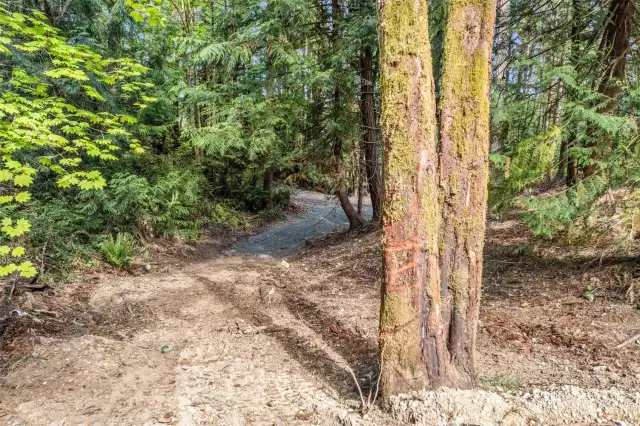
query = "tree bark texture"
xmin=494 ymin=0 xmax=510 ymax=83
xmin=563 ymin=0 xmax=585 ymax=185
xmin=436 ymin=0 xmax=496 ymax=387
xmin=360 ymin=45 xmax=383 ymax=222
xmin=378 ymin=0 xmax=496 ymax=399
xmin=378 ymin=0 xmax=440 ymax=396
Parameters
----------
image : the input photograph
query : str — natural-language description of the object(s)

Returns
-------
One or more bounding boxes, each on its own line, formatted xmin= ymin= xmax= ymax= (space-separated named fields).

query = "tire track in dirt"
xmin=0 ymin=254 xmax=376 ymax=425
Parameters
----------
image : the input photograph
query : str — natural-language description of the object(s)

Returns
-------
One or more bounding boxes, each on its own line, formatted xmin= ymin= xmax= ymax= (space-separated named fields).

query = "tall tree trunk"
xmin=583 ymin=0 xmax=632 ymax=178
xmin=264 ymin=41 xmax=275 ymax=209
xmin=493 ymin=2 xmax=510 ymax=157
xmin=334 ymin=83 xmax=365 ymax=228
xmin=357 ymin=148 xmax=365 ymax=216
xmin=563 ymin=0 xmax=585 ymax=185
xmin=436 ymin=0 xmax=495 ymax=387
xmin=263 ymin=168 xmax=274 ymax=208
xmin=378 ymin=0 xmax=439 ymax=396
xmin=360 ymin=45 xmax=383 ymax=222
xmin=336 ymin=122 xmax=366 ymax=228
xmin=309 ymin=86 xmax=323 ymax=143
xmin=566 ymin=151 xmax=578 ymax=185
xmin=494 ymin=0 xmax=510 ymax=83
xmin=338 ymin=182 xmax=366 ymax=228
xmin=556 ymin=137 xmax=568 ymax=180
xmin=332 ymin=0 xmax=364 ymax=228
xmin=378 ymin=0 xmax=496 ymax=399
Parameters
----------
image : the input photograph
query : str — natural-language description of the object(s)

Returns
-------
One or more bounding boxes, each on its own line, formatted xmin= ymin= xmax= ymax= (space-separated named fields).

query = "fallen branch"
xmin=615 ymin=332 xmax=640 ymax=349
xmin=33 ymin=309 xmax=59 ymax=317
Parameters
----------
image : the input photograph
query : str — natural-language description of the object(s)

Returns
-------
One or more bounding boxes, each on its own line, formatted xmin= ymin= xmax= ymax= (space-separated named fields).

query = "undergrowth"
xmin=102 ymin=233 xmax=137 ymax=268
xmin=23 ymin=156 xmax=290 ymax=280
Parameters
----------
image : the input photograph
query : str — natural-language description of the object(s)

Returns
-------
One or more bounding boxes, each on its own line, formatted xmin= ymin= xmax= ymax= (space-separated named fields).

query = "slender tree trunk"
xmin=491 ymin=0 xmax=510 ymax=153
xmin=563 ymin=0 xmax=584 ymax=186
xmin=339 ymin=182 xmax=366 ymax=227
xmin=378 ymin=0 xmax=439 ymax=396
xmin=583 ymin=0 xmax=632 ymax=178
xmin=335 ymin=88 xmax=366 ymax=227
xmin=264 ymin=41 xmax=275 ymax=209
xmin=556 ymin=137 xmax=568 ymax=180
xmin=360 ymin=45 xmax=383 ymax=222
xmin=566 ymin=151 xmax=578 ymax=185
xmin=309 ymin=86 xmax=323 ymax=143
xmin=263 ymin=168 xmax=274 ymax=208
xmin=332 ymin=0 xmax=364 ymax=228
xmin=357 ymin=148 xmax=365 ymax=216
xmin=494 ymin=0 xmax=510 ymax=83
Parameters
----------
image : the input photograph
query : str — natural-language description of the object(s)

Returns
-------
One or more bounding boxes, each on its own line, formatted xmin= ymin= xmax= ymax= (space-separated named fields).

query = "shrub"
xmin=102 ymin=233 xmax=137 ymax=268
xmin=202 ymin=202 xmax=250 ymax=229
xmin=28 ymin=199 xmax=99 ymax=276
xmin=83 ymin=168 xmax=205 ymax=240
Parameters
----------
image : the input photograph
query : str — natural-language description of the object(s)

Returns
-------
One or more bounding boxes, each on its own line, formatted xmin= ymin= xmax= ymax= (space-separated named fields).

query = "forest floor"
xmin=1 ymin=191 xmax=640 ymax=425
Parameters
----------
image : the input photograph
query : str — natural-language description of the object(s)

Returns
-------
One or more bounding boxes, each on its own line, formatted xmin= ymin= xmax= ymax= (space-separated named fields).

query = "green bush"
xmin=28 ymin=199 xmax=99 ymax=276
xmin=235 ymin=184 xmax=294 ymax=212
xmin=102 ymin=233 xmax=137 ymax=268
xmin=201 ymin=202 xmax=250 ymax=229
xmin=80 ymin=167 xmax=205 ymax=240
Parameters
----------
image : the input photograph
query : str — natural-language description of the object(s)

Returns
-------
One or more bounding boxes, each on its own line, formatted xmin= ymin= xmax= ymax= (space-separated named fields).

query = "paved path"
xmin=230 ymin=191 xmax=372 ymax=257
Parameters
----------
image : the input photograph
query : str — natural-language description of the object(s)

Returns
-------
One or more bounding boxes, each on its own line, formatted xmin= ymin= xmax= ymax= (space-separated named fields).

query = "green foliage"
xmin=489 ymin=127 xmax=560 ymax=211
xmin=122 ymin=0 xmax=369 ymax=209
xmin=101 ymin=233 xmax=137 ymax=268
xmin=489 ymin=0 xmax=640 ymax=246
xmin=480 ymin=375 xmax=523 ymax=392
xmin=24 ymin=161 xmax=209 ymax=276
xmin=0 ymin=0 xmax=379 ymax=280
xmin=0 ymin=6 xmax=148 ymax=276
xmin=203 ymin=202 xmax=249 ymax=229
xmin=92 ymin=169 xmax=204 ymax=239
xmin=514 ymin=172 xmax=611 ymax=238
xmin=8 ymin=0 xmax=640 ymax=277
xmin=256 ymin=205 xmax=287 ymax=224
xmin=27 ymin=198 xmax=96 ymax=275
xmin=508 ymin=127 xmax=560 ymax=189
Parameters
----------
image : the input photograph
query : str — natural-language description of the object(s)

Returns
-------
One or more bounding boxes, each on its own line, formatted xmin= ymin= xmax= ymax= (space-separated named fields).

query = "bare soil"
xmin=1 ymin=195 xmax=640 ymax=425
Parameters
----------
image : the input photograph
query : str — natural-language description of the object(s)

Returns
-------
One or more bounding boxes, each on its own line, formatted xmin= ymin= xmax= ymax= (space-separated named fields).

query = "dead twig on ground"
xmin=137 ymin=348 xmax=155 ymax=369
xmin=33 ymin=310 xmax=59 ymax=317
xmin=38 ymin=243 xmax=47 ymax=276
xmin=615 ymin=332 xmax=640 ymax=349
xmin=341 ymin=359 xmax=380 ymax=415
xmin=294 ymin=310 xmax=379 ymax=415
xmin=365 ymin=362 xmax=381 ymax=414
xmin=344 ymin=363 xmax=366 ymax=412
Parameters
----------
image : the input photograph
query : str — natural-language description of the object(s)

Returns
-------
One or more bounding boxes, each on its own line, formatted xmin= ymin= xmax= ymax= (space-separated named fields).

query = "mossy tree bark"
xmin=378 ymin=0 xmax=496 ymax=399
xmin=436 ymin=0 xmax=496 ymax=387
xmin=378 ymin=0 xmax=440 ymax=396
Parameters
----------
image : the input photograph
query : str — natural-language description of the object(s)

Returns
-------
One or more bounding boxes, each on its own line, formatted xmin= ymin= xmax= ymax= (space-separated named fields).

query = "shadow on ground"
xmin=196 ymin=272 xmax=378 ymax=401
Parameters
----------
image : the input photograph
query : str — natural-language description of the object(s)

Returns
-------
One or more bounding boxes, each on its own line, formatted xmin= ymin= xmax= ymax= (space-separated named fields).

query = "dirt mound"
xmin=391 ymin=386 xmax=640 ymax=425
